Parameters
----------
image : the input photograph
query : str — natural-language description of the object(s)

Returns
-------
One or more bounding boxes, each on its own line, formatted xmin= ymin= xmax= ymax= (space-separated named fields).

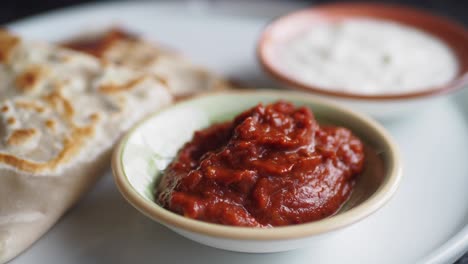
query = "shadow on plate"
xmin=32 ymin=172 xmax=310 ymax=264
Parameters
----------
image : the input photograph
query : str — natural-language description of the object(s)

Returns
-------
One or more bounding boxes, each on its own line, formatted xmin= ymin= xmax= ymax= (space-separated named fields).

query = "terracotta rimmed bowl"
xmin=111 ymin=90 xmax=402 ymax=253
xmin=257 ymin=3 xmax=468 ymax=119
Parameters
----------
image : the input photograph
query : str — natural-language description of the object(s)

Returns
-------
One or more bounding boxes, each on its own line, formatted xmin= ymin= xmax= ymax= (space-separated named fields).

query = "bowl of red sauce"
xmin=112 ymin=90 xmax=402 ymax=252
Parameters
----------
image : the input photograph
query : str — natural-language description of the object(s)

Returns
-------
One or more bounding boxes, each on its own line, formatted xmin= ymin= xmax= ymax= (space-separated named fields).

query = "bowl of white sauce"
xmin=258 ymin=3 xmax=468 ymax=119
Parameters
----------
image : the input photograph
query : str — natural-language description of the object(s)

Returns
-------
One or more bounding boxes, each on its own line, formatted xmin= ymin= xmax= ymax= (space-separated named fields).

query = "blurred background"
xmin=0 ymin=0 xmax=466 ymax=263
xmin=0 ymin=0 xmax=467 ymax=26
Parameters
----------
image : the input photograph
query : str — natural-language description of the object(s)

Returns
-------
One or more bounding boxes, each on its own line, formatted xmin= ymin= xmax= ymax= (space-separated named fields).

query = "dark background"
xmin=1 ymin=0 xmax=467 ymax=263
xmin=1 ymin=0 xmax=468 ymax=26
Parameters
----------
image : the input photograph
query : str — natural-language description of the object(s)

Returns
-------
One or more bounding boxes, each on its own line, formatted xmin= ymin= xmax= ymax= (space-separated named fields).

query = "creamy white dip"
xmin=281 ymin=19 xmax=458 ymax=95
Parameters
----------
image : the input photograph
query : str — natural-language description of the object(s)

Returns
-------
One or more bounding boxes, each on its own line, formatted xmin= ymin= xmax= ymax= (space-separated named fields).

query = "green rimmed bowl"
xmin=111 ymin=90 xmax=402 ymax=253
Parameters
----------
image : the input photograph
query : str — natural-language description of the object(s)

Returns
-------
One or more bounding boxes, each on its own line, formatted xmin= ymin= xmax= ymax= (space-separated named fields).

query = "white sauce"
xmin=281 ymin=19 xmax=458 ymax=95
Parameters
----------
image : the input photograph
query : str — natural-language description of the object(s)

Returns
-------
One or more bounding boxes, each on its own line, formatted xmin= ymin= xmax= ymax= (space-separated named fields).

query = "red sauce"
xmin=156 ymin=101 xmax=364 ymax=227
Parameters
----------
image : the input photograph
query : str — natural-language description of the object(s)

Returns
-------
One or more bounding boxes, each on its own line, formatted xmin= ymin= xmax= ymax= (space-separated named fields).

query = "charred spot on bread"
xmin=45 ymin=119 xmax=56 ymax=131
xmin=89 ymin=113 xmax=100 ymax=122
xmin=15 ymin=65 xmax=48 ymax=93
xmin=62 ymin=28 xmax=137 ymax=58
xmin=6 ymin=117 xmax=16 ymax=126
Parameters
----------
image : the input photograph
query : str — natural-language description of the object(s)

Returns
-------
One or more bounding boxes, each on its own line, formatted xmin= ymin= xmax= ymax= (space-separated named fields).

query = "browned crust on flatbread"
xmin=62 ymin=28 xmax=137 ymax=57
xmin=45 ymin=119 xmax=56 ymax=131
xmin=0 ymin=124 xmax=95 ymax=173
xmin=0 ymin=90 xmax=100 ymax=172
xmin=0 ymin=31 xmax=177 ymax=175
xmin=0 ymin=29 xmax=20 ymax=63
xmin=15 ymin=100 xmax=46 ymax=113
xmin=63 ymin=28 xmax=236 ymax=98
xmin=99 ymin=74 xmax=168 ymax=94
xmin=6 ymin=129 xmax=37 ymax=146
xmin=99 ymin=76 xmax=146 ymax=93
xmin=43 ymin=91 xmax=74 ymax=120
xmin=15 ymin=65 xmax=48 ymax=93
xmin=89 ymin=113 xmax=100 ymax=122
xmin=6 ymin=117 xmax=16 ymax=125
xmin=0 ymin=72 xmax=102 ymax=173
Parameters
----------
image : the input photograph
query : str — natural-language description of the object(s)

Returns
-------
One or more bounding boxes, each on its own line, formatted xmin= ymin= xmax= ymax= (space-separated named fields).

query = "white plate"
xmin=7 ymin=1 xmax=468 ymax=263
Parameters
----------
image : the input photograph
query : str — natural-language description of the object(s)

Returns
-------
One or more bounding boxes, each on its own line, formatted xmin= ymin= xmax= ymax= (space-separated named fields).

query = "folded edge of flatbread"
xmin=63 ymin=28 xmax=235 ymax=99
xmin=0 ymin=30 xmax=173 ymax=263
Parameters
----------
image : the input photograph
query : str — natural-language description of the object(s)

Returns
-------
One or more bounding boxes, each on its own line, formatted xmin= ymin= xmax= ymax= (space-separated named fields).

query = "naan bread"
xmin=64 ymin=29 xmax=234 ymax=98
xmin=0 ymin=30 xmax=172 ymax=263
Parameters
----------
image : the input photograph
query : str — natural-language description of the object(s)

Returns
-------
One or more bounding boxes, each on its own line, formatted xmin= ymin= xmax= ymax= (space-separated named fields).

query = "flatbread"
xmin=64 ymin=29 xmax=234 ymax=98
xmin=0 ymin=30 xmax=172 ymax=263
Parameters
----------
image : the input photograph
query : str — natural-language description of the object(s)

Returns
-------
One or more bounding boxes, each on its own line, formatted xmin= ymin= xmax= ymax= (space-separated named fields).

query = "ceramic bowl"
xmin=257 ymin=3 xmax=468 ymax=119
xmin=112 ymin=90 xmax=402 ymax=253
